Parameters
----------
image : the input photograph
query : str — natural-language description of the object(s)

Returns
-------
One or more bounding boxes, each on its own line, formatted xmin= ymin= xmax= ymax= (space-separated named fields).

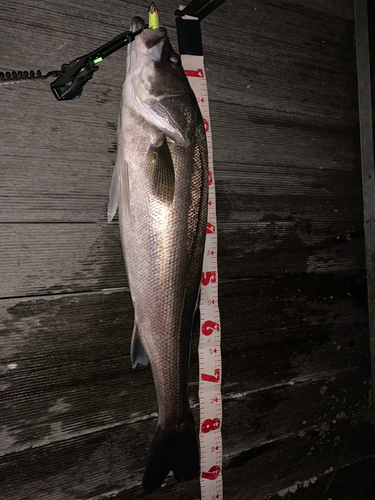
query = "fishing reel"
xmin=0 ymin=0 xmax=225 ymax=101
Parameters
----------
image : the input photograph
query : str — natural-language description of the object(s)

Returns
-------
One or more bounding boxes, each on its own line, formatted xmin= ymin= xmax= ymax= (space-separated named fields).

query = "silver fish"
xmin=108 ymin=17 xmax=208 ymax=492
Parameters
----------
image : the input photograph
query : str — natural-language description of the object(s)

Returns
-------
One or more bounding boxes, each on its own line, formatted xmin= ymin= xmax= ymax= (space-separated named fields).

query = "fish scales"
xmin=108 ymin=16 xmax=208 ymax=493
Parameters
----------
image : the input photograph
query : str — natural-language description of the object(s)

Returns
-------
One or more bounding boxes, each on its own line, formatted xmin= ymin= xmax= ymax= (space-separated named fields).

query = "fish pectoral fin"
xmin=130 ymin=322 xmax=150 ymax=368
xmin=146 ymin=134 xmax=175 ymax=205
xmin=108 ymin=160 xmax=120 ymax=223
xmin=108 ymin=154 xmax=130 ymax=223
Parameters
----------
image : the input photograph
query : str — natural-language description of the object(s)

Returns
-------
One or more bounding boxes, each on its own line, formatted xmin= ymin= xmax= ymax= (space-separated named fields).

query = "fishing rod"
xmin=0 ymin=0 xmax=225 ymax=101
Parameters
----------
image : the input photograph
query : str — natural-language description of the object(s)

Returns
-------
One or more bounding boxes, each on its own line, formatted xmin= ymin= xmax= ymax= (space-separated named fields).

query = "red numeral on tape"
xmin=202 ymin=320 xmax=220 ymax=336
xmin=202 ymin=465 xmax=221 ymax=481
xmin=208 ymin=171 xmax=213 ymax=185
xmin=204 ymin=118 xmax=209 ymax=133
xmin=206 ymin=222 xmax=216 ymax=234
xmin=201 ymin=271 xmax=216 ymax=286
xmin=201 ymin=418 xmax=221 ymax=433
xmin=201 ymin=368 xmax=220 ymax=383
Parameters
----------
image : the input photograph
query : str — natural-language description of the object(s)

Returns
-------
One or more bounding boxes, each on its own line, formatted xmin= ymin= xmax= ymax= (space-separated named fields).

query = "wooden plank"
xmin=0 ymin=317 xmax=370 ymax=457
xmin=0 ymin=0 xmax=359 ymax=172
xmin=281 ymin=0 xmax=355 ymax=21
xmin=266 ymin=458 xmax=375 ymax=499
xmin=219 ymin=220 xmax=365 ymax=278
xmin=0 ymin=274 xmax=367 ymax=372
xmin=0 ymin=1 xmax=368 ymax=499
xmin=0 ymin=0 xmax=356 ymax=67
xmin=0 ymin=157 xmax=364 ymax=223
xmin=0 ymin=88 xmax=360 ymax=167
xmin=209 ymin=105 xmax=360 ymax=168
xmin=213 ymin=167 xmax=363 ymax=223
xmin=0 ymin=220 xmax=365 ymax=297
xmin=200 ymin=0 xmax=356 ymax=64
xmin=120 ymin=457 xmax=375 ymax=500
xmin=204 ymin=53 xmax=358 ymax=121
xmin=0 ymin=223 xmax=126 ymax=297
xmin=0 ymin=367 xmax=371 ymax=499
xmin=0 ymin=17 xmax=358 ymax=119
xmin=0 ymin=0 xmax=361 ymax=235
xmin=0 ymin=273 xmax=368 ymax=453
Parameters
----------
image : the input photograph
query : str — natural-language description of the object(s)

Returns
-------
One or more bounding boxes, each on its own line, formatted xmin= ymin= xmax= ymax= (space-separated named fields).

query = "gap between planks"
xmin=0 ymin=271 xmax=366 ymax=303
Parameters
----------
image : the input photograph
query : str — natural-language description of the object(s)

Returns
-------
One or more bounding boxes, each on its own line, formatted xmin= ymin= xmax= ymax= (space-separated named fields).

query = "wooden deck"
xmin=0 ymin=0 xmax=373 ymax=498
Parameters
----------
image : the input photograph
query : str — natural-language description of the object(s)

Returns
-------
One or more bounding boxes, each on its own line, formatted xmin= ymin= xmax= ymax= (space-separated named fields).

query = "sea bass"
xmin=107 ymin=17 xmax=208 ymax=493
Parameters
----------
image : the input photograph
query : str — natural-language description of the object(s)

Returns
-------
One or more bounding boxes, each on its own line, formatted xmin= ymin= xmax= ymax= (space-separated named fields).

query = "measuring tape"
xmin=182 ymin=55 xmax=223 ymax=500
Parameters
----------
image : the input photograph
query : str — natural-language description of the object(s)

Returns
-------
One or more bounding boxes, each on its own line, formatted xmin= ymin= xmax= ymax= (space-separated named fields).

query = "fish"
xmin=107 ymin=16 xmax=208 ymax=493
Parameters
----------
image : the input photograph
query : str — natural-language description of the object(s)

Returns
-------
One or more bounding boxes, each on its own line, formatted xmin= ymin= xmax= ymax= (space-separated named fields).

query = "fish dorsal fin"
xmin=146 ymin=134 xmax=175 ymax=205
xmin=107 ymin=153 xmax=130 ymax=223
xmin=131 ymin=322 xmax=150 ymax=368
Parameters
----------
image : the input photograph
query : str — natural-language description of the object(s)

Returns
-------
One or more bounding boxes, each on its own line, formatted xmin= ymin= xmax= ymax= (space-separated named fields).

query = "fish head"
xmin=124 ymin=17 xmax=195 ymax=144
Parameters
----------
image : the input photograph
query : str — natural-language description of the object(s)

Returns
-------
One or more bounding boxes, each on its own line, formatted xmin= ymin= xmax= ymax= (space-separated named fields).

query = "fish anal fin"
xmin=146 ymin=134 xmax=175 ymax=205
xmin=130 ymin=322 xmax=149 ymax=368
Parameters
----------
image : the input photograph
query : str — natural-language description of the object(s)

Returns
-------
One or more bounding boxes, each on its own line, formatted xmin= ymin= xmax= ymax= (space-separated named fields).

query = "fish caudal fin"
xmin=142 ymin=411 xmax=199 ymax=493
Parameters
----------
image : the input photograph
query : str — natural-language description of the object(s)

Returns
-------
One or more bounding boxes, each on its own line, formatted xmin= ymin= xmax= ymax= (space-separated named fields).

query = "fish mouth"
xmin=130 ymin=16 xmax=167 ymax=49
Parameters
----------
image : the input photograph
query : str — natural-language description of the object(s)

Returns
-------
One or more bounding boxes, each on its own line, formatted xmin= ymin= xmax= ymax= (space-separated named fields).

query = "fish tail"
xmin=142 ymin=410 xmax=199 ymax=493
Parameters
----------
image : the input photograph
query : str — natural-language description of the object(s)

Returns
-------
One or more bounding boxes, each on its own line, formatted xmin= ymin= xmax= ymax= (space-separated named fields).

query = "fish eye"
xmin=169 ymin=54 xmax=180 ymax=65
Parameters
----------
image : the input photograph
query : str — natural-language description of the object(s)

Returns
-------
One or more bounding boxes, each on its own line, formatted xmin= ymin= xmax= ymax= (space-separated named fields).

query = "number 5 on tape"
xmin=201 ymin=271 xmax=216 ymax=286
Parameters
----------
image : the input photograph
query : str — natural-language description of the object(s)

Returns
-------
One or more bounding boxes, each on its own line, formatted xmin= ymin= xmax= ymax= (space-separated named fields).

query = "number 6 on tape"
xmin=202 ymin=465 xmax=221 ymax=481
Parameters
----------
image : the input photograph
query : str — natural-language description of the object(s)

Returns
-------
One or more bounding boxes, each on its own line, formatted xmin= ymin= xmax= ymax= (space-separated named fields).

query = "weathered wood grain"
xmin=0 ymin=0 xmax=370 ymax=498
xmin=0 ymin=20 xmax=359 ymax=120
xmin=267 ymin=457 xmax=375 ymax=500
xmin=0 ymin=0 xmax=356 ymax=71
xmin=1 ymin=317 xmax=370 ymax=458
xmin=119 ymin=457 xmax=375 ymax=500
xmin=0 ymin=90 xmax=360 ymax=167
xmin=0 ymin=0 xmax=361 ymax=264
xmin=0 ymin=273 xmax=367 ymax=371
xmin=0 ymin=156 xmax=364 ymax=223
xmin=0 ymin=367 xmax=371 ymax=499
xmin=0 ymin=273 xmax=368 ymax=457
xmin=283 ymin=0 xmax=354 ymax=21
xmin=0 ymin=220 xmax=365 ymax=297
